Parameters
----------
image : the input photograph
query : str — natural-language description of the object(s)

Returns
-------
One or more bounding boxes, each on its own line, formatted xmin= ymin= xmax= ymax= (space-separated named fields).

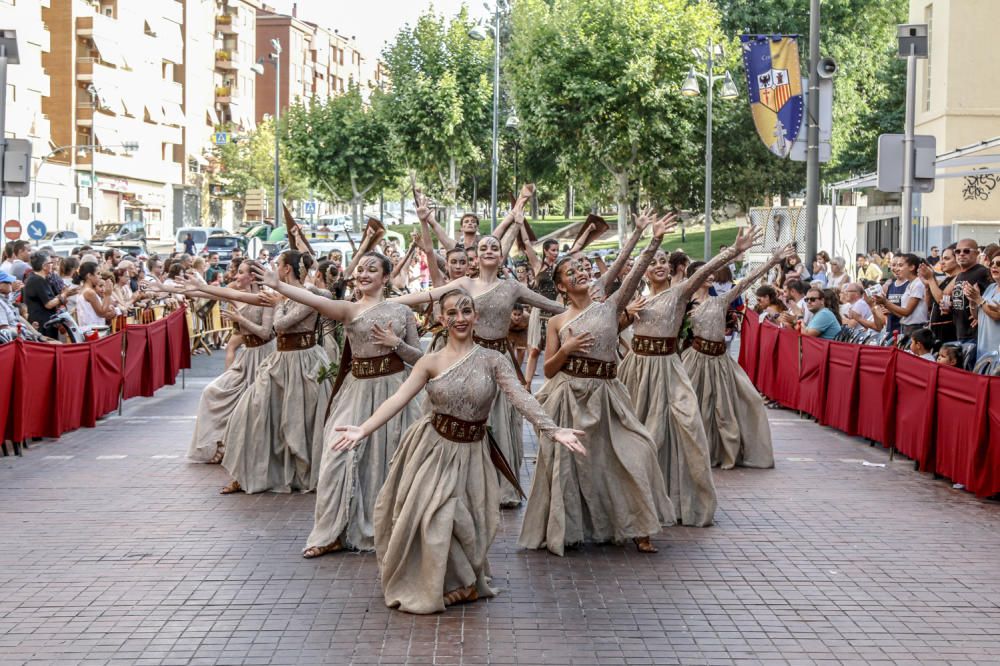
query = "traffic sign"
xmin=27 ymin=220 xmax=47 ymax=240
xmin=304 ymin=201 xmax=316 ymax=215
xmin=876 ymin=134 xmax=936 ymax=193
xmin=214 ymin=132 xmax=229 ymax=145
xmin=3 ymin=219 xmax=21 ymax=240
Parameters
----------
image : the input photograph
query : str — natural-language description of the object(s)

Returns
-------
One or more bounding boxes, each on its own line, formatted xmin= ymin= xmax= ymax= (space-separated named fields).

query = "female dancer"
xmin=618 ymin=226 xmax=761 ymax=527
xmin=519 ymin=210 xmax=676 ymax=555
xmin=220 ymin=250 xmax=332 ymax=494
xmin=333 ymin=288 xmax=585 ymax=614
xmin=178 ymin=261 xmax=275 ymax=463
xmin=391 ymin=220 xmax=566 ymax=508
xmin=254 ymin=252 xmax=423 ymax=557
xmin=682 ymin=242 xmax=793 ymax=469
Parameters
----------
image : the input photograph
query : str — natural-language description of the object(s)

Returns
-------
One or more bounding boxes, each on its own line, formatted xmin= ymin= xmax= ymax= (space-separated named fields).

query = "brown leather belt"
xmin=351 ymin=352 xmax=404 ymax=379
xmin=692 ymin=336 xmax=726 ymax=357
xmin=631 ymin=335 xmax=678 ymax=356
xmin=243 ymin=333 xmax=269 ymax=348
xmin=473 ymin=334 xmax=507 ymax=353
xmin=276 ymin=331 xmax=317 ymax=351
xmin=561 ymin=355 xmax=618 ymax=379
xmin=431 ymin=413 xmax=488 ymax=443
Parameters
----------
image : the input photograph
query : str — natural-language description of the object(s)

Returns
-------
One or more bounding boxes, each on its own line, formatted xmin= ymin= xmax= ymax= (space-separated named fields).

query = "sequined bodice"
xmin=558 ymin=300 xmax=620 ymax=362
xmin=235 ymin=303 xmax=267 ymax=327
xmin=346 ymin=301 xmax=417 ymax=358
xmin=473 ymin=280 xmax=522 ymax=340
xmin=275 ymin=299 xmax=319 ymax=334
xmin=688 ymin=296 xmax=727 ymax=342
xmin=632 ymin=286 xmax=687 ymax=338
xmin=426 ymin=346 xmax=558 ymax=436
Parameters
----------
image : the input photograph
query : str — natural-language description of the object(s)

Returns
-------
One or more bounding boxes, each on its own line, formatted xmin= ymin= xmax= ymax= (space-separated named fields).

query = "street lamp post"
xmin=681 ymin=38 xmax=739 ymax=260
xmin=469 ymin=3 xmax=503 ymax=231
xmin=253 ymin=39 xmax=282 ymax=223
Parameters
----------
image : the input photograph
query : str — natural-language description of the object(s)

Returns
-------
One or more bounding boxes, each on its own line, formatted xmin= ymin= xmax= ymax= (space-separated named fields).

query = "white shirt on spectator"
xmin=900 ymin=279 xmax=929 ymax=326
xmin=0 ymin=294 xmax=18 ymax=326
xmin=850 ymin=298 xmax=873 ymax=321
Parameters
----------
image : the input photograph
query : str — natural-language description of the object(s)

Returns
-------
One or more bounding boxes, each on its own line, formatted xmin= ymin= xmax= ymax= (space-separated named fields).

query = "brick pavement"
xmin=1 ymin=353 xmax=1000 ymax=665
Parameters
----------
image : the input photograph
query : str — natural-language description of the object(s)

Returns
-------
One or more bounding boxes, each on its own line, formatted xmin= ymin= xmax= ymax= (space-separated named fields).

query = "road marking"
xmin=151 ymin=455 xmax=179 ymax=459
xmin=96 ymin=455 xmax=127 ymax=460
xmin=43 ymin=455 xmax=74 ymax=460
xmin=785 ymin=457 xmax=815 ymax=462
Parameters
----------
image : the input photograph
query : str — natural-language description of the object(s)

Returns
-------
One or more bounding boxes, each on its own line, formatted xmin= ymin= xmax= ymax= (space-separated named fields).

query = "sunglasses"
xmin=955 ymin=248 xmax=977 ymax=255
xmin=805 ymin=296 xmax=822 ymax=302
xmin=991 ymin=260 xmax=1000 ymax=268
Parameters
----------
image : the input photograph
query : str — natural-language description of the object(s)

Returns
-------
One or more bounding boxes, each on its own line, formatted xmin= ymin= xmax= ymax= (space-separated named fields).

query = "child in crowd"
xmin=908 ymin=327 xmax=936 ymax=362
xmin=937 ymin=345 xmax=960 ymax=367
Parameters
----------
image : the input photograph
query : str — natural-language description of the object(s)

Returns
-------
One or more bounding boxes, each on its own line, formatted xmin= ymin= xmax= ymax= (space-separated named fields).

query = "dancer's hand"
xmin=220 ymin=310 xmax=244 ymax=326
xmin=734 ymin=225 xmax=764 ymax=253
xmin=772 ymin=243 xmax=795 ymax=261
xmin=562 ymin=327 xmax=595 ymax=355
xmin=371 ymin=322 xmax=401 ymax=349
xmin=632 ymin=206 xmax=656 ymax=231
xmin=651 ymin=212 xmax=678 ymax=237
xmin=626 ymin=295 xmax=648 ymax=322
xmin=553 ymin=428 xmax=587 ymax=455
xmin=256 ymin=291 xmax=283 ymax=308
xmin=252 ymin=264 xmax=280 ymax=290
xmin=331 ymin=425 xmax=364 ymax=451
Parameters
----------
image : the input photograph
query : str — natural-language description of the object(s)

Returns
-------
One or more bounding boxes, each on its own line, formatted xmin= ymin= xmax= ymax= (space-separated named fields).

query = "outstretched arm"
xmin=514 ymin=282 xmax=566 ymax=315
xmin=252 ymin=266 xmax=355 ymax=322
xmin=330 ymin=360 xmax=432 ymax=450
xmin=680 ymin=226 xmax=762 ymax=302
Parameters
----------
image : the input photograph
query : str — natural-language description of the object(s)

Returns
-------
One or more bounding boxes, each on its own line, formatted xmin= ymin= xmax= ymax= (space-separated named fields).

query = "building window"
xmin=923 ymin=3 xmax=933 ymax=112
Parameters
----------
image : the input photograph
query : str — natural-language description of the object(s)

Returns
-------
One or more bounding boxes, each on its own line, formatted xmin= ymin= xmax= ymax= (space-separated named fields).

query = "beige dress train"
xmin=222 ymin=299 xmax=331 ymax=493
xmin=306 ymin=302 xmax=423 ymax=552
xmin=188 ymin=303 xmax=276 ymax=462
xmin=374 ymin=346 xmax=561 ymax=614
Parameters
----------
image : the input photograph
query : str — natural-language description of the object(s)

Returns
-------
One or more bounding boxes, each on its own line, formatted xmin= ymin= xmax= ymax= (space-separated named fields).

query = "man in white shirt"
xmin=841 ymin=283 xmax=874 ymax=329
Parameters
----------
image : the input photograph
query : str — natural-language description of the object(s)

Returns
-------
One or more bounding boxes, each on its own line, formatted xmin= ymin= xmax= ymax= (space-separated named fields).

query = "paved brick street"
xmin=2 ymin=353 xmax=1000 ymax=666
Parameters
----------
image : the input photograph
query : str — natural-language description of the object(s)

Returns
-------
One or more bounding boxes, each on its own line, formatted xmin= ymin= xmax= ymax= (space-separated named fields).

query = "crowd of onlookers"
xmin=750 ymin=240 xmax=1000 ymax=371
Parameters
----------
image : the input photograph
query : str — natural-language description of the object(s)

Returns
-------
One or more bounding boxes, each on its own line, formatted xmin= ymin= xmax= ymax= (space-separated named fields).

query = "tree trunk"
xmin=615 ymin=170 xmax=629 ymax=249
xmin=444 ymin=157 xmax=458 ymax=238
xmin=472 ymin=174 xmax=478 ymax=219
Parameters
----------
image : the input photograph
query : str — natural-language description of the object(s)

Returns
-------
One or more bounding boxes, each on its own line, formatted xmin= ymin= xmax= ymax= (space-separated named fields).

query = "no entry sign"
xmin=3 ymin=219 xmax=21 ymax=240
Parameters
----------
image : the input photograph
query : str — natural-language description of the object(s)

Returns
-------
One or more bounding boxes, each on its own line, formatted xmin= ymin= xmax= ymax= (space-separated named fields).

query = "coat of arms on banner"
xmin=740 ymin=35 xmax=804 ymax=158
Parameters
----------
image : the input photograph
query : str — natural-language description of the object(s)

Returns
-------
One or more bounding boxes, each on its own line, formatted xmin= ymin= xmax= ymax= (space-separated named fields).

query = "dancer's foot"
xmin=443 ymin=584 xmax=479 ymax=607
xmin=207 ymin=442 xmax=225 ymax=465
xmin=220 ymin=480 xmax=242 ymax=495
xmin=633 ymin=537 xmax=658 ymax=553
xmin=302 ymin=539 xmax=343 ymax=559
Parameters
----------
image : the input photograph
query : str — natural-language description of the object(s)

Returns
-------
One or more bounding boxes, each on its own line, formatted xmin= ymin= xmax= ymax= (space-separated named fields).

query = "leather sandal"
xmin=207 ymin=442 xmax=225 ymax=465
xmin=220 ymin=480 xmax=242 ymax=495
xmin=633 ymin=537 xmax=658 ymax=553
xmin=443 ymin=584 xmax=479 ymax=606
xmin=302 ymin=539 xmax=343 ymax=559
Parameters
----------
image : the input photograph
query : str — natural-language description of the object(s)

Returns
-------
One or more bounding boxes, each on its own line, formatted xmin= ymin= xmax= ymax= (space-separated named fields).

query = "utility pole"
xmin=805 ymin=0 xmax=821 ymax=264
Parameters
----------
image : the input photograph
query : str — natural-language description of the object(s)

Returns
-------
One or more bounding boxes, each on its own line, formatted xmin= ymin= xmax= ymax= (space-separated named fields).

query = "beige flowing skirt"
xmin=682 ymin=348 xmax=774 ymax=469
xmin=519 ymin=373 xmax=674 ymax=556
xmin=188 ymin=340 xmax=276 ymax=462
xmin=619 ymin=352 xmax=717 ymax=527
xmin=490 ymin=388 xmax=524 ymax=508
xmin=526 ymin=307 xmax=543 ymax=349
xmin=222 ymin=346 xmax=332 ymax=494
xmin=306 ymin=371 xmax=418 ymax=552
xmin=374 ymin=417 xmax=499 ymax=614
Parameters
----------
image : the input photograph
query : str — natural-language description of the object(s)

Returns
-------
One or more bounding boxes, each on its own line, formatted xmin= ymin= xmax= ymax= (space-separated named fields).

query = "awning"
xmin=93 ymin=125 xmax=122 ymax=152
xmin=91 ymin=33 xmax=124 ymax=67
xmin=190 ymin=153 xmax=209 ymax=167
xmin=161 ymin=101 xmax=185 ymax=126
xmin=158 ymin=20 xmax=184 ymax=65
xmin=145 ymin=101 xmax=164 ymax=124
xmin=96 ymin=85 xmax=124 ymax=116
xmin=206 ymin=106 xmax=220 ymax=127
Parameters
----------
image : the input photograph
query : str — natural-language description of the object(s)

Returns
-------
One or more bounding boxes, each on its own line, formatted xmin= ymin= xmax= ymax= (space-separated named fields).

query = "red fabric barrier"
xmin=822 ymin=342 xmax=860 ymax=435
xmin=772 ymin=327 xmax=801 ymax=409
xmin=797 ymin=336 xmax=829 ymax=420
xmin=755 ymin=323 xmax=781 ymax=399
xmin=144 ymin=319 xmax=168 ymax=396
xmin=738 ymin=310 xmax=761 ymax=384
xmin=11 ymin=341 xmax=60 ymax=441
xmin=54 ymin=344 xmax=92 ymax=434
xmin=88 ymin=333 xmax=123 ymax=421
xmin=0 ymin=343 xmax=15 ymax=440
xmin=122 ymin=326 xmax=148 ymax=400
xmin=856 ymin=346 xmax=895 ymax=445
xmin=933 ymin=366 xmax=989 ymax=492
xmin=976 ymin=379 xmax=1000 ymax=498
xmin=892 ymin=351 xmax=938 ymax=470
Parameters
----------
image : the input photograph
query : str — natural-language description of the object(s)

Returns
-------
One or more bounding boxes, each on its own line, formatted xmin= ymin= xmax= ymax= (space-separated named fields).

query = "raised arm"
xmin=514 ymin=282 xmax=566 ymax=315
xmin=252 ymin=266 xmax=355 ymax=322
xmin=492 ymin=184 xmax=533 ymax=242
xmin=330 ymin=360 xmax=433 ymax=450
xmin=680 ymin=226 xmax=761 ymax=302
xmin=519 ymin=225 xmax=543 ymax=275
xmin=728 ymin=243 xmax=794 ymax=305
xmin=597 ymin=223 xmax=646 ymax=293
xmin=610 ymin=213 xmax=677 ymax=311
xmin=418 ymin=214 xmax=447 ymax=288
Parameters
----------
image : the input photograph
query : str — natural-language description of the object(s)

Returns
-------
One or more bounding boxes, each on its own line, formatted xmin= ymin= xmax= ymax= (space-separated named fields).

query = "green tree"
xmin=382 ymin=8 xmax=493 ymax=235
xmin=507 ymin=0 xmax=723 ymax=239
xmin=285 ymin=86 xmax=401 ymax=227
xmin=212 ymin=118 xmax=308 ymax=213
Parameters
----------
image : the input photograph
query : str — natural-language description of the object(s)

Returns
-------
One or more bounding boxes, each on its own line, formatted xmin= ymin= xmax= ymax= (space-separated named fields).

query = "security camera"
xmin=817 ymin=57 xmax=838 ymax=79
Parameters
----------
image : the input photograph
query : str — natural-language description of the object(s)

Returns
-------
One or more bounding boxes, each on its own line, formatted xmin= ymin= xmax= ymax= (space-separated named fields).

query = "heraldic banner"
xmin=740 ymin=35 xmax=805 ymax=158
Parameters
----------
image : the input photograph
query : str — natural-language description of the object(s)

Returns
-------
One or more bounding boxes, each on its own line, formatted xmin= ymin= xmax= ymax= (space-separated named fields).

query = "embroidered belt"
xmin=431 ymin=413 xmax=488 ymax=443
xmin=351 ymin=352 xmax=404 ymax=379
xmin=276 ymin=331 xmax=317 ymax=351
xmin=631 ymin=335 xmax=678 ymax=356
xmin=561 ymin=355 xmax=618 ymax=379
xmin=242 ymin=333 xmax=269 ymax=348
xmin=692 ymin=336 xmax=726 ymax=357
xmin=473 ymin=334 xmax=507 ymax=353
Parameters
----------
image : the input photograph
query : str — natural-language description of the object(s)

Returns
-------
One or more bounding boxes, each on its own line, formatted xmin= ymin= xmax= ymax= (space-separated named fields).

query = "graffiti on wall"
xmin=962 ymin=173 xmax=999 ymax=201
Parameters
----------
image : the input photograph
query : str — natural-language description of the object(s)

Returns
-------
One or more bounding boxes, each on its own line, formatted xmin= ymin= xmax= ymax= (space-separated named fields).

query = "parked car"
xmin=202 ymin=235 xmax=248 ymax=269
xmin=316 ymin=214 xmax=354 ymax=233
xmin=92 ymin=220 xmax=146 ymax=242
xmin=37 ymin=230 xmax=87 ymax=256
xmin=106 ymin=239 xmax=150 ymax=258
xmin=175 ymin=227 xmax=225 ymax=255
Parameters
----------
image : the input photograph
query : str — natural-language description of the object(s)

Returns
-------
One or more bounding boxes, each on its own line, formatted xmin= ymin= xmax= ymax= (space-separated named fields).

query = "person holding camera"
xmin=873 ymin=254 xmax=927 ymax=336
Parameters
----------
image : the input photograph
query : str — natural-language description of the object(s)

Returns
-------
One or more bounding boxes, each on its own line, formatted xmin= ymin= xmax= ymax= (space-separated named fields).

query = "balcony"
xmin=215 ymin=49 xmax=237 ymax=71
xmin=76 ymin=102 xmax=94 ymax=127
xmin=216 ymin=14 xmax=237 ymax=35
xmin=76 ymin=15 xmax=94 ymax=37
xmin=215 ymin=85 xmax=232 ymax=104
xmin=163 ymin=80 xmax=183 ymax=106
xmin=76 ymin=57 xmax=113 ymax=83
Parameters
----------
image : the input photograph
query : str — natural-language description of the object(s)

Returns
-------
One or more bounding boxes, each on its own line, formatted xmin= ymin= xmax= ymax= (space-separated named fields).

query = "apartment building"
xmin=0 ymin=0 xmax=72 ymax=232
xmin=253 ymin=7 xmax=313 ymax=123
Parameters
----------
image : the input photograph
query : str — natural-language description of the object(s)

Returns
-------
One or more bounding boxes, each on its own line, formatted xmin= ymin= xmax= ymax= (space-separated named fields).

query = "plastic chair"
xmin=973 ymin=352 xmax=997 ymax=375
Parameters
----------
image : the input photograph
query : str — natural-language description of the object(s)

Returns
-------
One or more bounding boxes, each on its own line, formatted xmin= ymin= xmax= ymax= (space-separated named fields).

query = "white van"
xmin=175 ymin=227 xmax=225 ymax=255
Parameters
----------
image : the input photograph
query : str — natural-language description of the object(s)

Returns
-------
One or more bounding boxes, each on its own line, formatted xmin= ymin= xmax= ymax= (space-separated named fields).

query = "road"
xmin=1 ymin=352 xmax=999 ymax=665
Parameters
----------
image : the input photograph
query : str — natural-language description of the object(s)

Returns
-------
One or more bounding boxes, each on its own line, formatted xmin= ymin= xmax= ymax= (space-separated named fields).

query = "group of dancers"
xmin=154 ymin=184 xmax=794 ymax=615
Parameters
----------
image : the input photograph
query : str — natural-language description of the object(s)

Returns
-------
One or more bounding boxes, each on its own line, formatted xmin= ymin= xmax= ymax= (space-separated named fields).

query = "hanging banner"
xmin=740 ymin=34 xmax=805 ymax=158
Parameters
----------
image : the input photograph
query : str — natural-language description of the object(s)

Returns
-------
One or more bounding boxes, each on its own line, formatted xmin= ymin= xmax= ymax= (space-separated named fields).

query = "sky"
xmin=266 ymin=0 xmax=491 ymax=61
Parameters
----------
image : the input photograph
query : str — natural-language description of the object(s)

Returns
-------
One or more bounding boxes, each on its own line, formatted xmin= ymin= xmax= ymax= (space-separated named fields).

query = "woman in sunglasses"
xmin=963 ymin=254 xmax=1000 ymax=361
